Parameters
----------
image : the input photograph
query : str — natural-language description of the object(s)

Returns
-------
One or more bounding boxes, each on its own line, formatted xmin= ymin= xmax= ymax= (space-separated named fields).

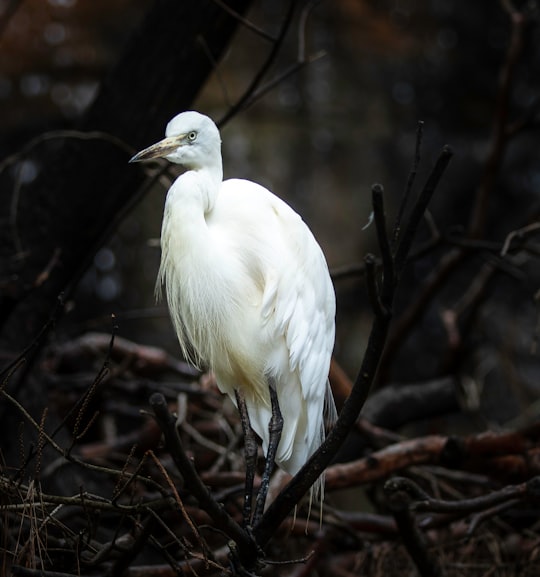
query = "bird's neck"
xmin=158 ymin=165 xmax=224 ymax=315
xmin=172 ymin=164 xmax=222 ymax=212
xmin=161 ymin=166 xmax=220 ymax=254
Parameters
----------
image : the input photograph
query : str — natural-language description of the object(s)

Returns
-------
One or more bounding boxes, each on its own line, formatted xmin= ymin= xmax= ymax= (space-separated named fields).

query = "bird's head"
xmin=129 ymin=111 xmax=222 ymax=170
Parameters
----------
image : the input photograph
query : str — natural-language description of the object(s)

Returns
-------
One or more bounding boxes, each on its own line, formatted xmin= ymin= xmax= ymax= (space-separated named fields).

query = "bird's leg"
xmin=235 ymin=389 xmax=258 ymax=528
xmin=253 ymin=383 xmax=283 ymax=525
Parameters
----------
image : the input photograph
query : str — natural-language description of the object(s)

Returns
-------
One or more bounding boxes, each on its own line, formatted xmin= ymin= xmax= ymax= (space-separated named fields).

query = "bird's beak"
xmin=129 ymin=134 xmax=186 ymax=163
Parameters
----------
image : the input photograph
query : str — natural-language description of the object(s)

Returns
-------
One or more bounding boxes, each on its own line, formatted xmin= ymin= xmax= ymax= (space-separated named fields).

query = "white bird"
xmin=130 ymin=111 xmax=336 ymax=519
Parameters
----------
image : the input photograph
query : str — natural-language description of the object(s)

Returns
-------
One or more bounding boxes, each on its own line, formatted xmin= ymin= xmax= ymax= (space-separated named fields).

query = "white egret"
xmin=130 ymin=111 xmax=336 ymax=522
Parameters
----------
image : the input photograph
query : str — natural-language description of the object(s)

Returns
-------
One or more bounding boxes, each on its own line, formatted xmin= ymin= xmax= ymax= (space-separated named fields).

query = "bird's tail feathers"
xmin=306 ymin=378 xmax=336 ymax=524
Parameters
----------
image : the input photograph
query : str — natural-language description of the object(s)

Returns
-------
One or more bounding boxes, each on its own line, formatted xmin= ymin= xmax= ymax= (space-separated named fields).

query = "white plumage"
xmin=131 ymin=111 xmax=335 ymax=493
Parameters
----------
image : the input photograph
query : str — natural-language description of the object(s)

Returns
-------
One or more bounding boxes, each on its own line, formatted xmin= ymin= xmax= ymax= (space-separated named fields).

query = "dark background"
xmin=1 ymin=1 xmax=539 ymax=575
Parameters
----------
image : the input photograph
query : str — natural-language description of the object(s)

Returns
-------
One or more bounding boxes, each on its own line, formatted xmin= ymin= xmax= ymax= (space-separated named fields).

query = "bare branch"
xmin=394 ymin=145 xmax=453 ymax=280
xmin=149 ymin=392 xmax=258 ymax=568
xmin=255 ymin=146 xmax=451 ymax=546
xmin=0 ymin=130 xmax=134 ymax=175
xmin=364 ymin=254 xmax=384 ymax=319
xmin=218 ymin=0 xmax=299 ymax=126
xmin=468 ymin=6 xmax=526 ymax=238
xmin=384 ymin=478 xmax=444 ymax=577
xmin=211 ymin=0 xmax=276 ymax=42
xmin=371 ymin=183 xmax=394 ymax=306
xmin=0 ymin=293 xmax=64 ymax=386
xmin=500 ymin=221 xmax=540 ymax=257
xmin=392 ymin=120 xmax=425 ymax=248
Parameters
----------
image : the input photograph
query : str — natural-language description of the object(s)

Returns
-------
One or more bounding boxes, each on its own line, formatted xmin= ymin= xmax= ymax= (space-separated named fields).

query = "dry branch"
xmin=255 ymin=145 xmax=453 ymax=547
xmin=325 ymin=423 xmax=540 ymax=491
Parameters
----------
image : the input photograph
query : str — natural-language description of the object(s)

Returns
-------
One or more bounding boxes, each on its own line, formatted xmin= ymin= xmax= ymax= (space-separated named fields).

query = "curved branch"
xmin=255 ymin=146 xmax=452 ymax=546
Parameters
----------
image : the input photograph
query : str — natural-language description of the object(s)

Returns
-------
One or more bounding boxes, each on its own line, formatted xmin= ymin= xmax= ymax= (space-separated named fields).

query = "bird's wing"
xmin=217 ymin=178 xmax=335 ymax=472
xmin=217 ymin=179 xmax=335 ymax=400
xmin=257 ymin=189 xmax=336 ymax=405
xmin=259 ymin=187 xmax=336 ymax=471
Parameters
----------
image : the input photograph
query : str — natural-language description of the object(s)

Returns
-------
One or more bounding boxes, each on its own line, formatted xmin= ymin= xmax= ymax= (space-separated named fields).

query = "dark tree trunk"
xmin=0 ymin=0 xmax=252 ymax=467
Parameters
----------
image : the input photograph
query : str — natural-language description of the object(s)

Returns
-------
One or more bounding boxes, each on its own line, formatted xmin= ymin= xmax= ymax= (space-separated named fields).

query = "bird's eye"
xmin=188 ymin=131 xmax=197 ymax=142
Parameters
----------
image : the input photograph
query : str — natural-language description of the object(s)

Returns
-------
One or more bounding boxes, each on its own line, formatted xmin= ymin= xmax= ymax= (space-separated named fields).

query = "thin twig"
xmin=218 ymin=0 xmax=299 ymax=126
xmin=0 ymin=293 xmax=64 ymax=385
xmin=392 ymin=120 xmax=424 ymax=248
xmin=66 ymin=322 xmax=117 ymax=452
xmin=394 ymin=146 xmax=453 ymax=280
xmin=466 ymin=499 xmax=521 ymax=536
xmin=297 ymin=0 xmax=322 ymax=62
xmin=146 ymin=450 xmax=212 ymax=564
xmin=240 ymin=51 xmax=325 ymax=112
xmin=149 ymin=392 xmax=258 ymax=568
xmin=211 ymin=0 xmax=276 ymax=42
xmin=0 ymin=130 xmax=134 ymax=175
xmin=500 ymin=221 xmax=540 ymax=257
xmin=412 ymin=476 xmax=540 ymax=514
xmin=1 ymin=384 xmax=166 ymax=493
xmin=371 ymin=183 xmax=394 ymax=307
xmin=468 ymin=5 xmax=526 ymax=238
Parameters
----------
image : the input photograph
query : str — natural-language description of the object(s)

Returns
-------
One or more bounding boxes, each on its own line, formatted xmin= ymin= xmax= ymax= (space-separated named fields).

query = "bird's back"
xmin=206 ymin=179 xmax=336 ymax=481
